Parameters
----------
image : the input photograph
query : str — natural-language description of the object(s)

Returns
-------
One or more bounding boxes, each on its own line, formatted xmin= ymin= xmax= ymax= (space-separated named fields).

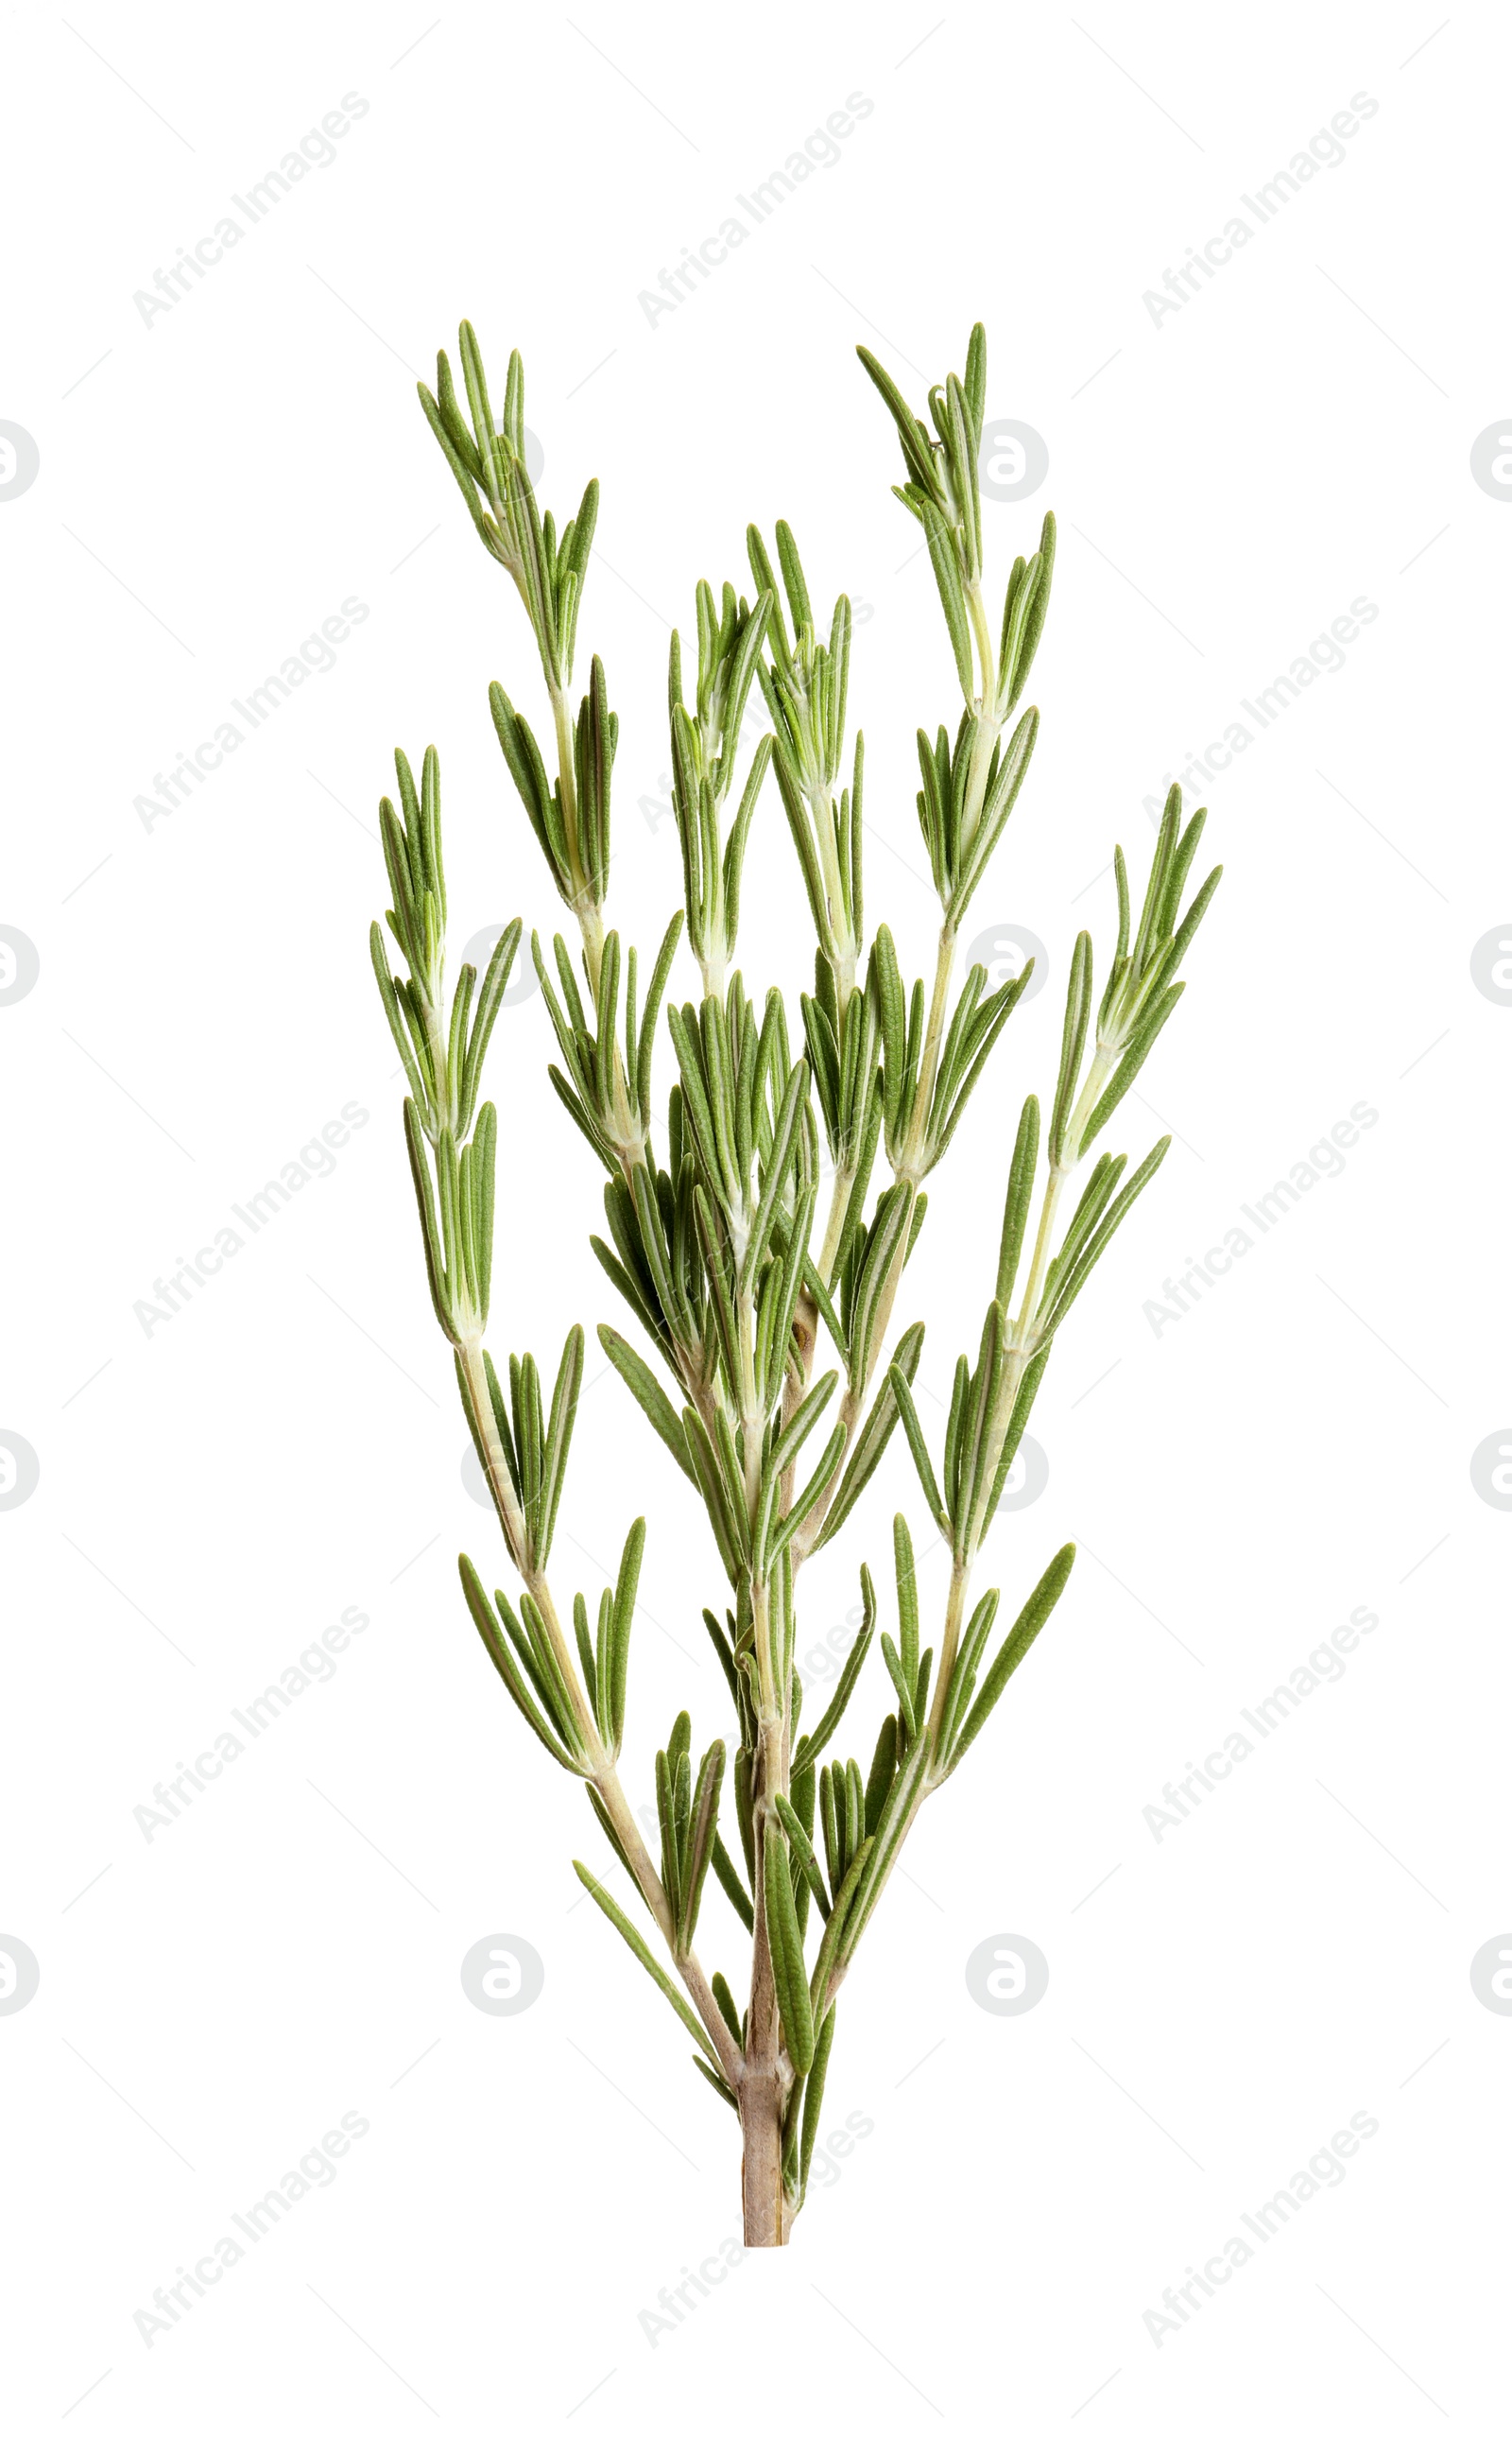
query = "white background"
xmin=5 ymin=2 xmax=1508 ymax=2428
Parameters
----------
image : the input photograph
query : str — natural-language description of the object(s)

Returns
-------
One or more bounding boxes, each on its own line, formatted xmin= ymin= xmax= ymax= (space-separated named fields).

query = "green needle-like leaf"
xmin=458 ymin=1556 xmax=584 ymax=1772
xmin=597 ymin=1325 xmax=699 ymax=1484
xmin=692 ymin=2053 xmax=740 ymax=2112
xmin=799 ymin=2003 xmax=838 ymax=2196
xmin=888 ymin=1362 xmax=948 ymax=1531
xmin=793 ymin=1571 xmax=876 ymax=1776
xmin=775 ymin=1792 xmax=832 ymax=1921
xmin=573 ymin=1862 xmax=722 ymax=2068
xmin=712 ymin=1832 xmax=755 ymax=1931
xmin=764 ymin=1828 xmax=816 ymax=2074
xmin=944 ymin=1543 xmax=1076 ymax=1772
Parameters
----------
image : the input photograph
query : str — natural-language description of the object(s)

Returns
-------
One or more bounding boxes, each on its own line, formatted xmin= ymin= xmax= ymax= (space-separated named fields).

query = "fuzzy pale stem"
xmin=740 ymin=2067 xmax=791 ymax=2245
xmin=742 ymin=1709 xmax=794 ymax=2244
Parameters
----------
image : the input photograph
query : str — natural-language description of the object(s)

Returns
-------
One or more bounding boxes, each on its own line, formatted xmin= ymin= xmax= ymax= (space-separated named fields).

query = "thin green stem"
xmin=898 ymin=922 xmax=957 ymax=1182
xmin=1013 ymin=1044 xmax=1116 ymax=1339
xmin=548 ymin=683 xmax=590 ymax=924
xmin=1012 ymin=1174 xmax=1066 ymax=1343
xmin=807 ymin=774 xmax=855 ymax=1003
xmin=956 ymin=578 xmax=1002 ymax=862
xmin=813 ymin=1158 xmax=854 ymax=1292
xmin=541 ymin=676 xmax=649 ymax=1175
xmin=924 ymin=1559 xmax=972 ymax=1746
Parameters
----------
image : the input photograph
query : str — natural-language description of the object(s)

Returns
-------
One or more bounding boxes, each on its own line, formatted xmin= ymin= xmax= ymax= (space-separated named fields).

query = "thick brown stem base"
xmin=739 ymin=2074 xmax=791 ymax=2246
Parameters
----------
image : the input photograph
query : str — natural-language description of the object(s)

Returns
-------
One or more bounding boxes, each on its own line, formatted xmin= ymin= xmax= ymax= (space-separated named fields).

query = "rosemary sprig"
xmin=365 ymin=318 xmax=1221 ymax=2245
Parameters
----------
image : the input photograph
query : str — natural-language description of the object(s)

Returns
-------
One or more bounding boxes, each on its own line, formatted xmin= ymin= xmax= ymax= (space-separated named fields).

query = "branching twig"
xmin=362 ymin=317 xmax=1222 ymax=2246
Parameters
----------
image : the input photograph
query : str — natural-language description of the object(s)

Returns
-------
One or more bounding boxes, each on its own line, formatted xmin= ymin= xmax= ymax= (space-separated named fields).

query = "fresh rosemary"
xmin=366 ymin=319 xmax=1220 ymax=2244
